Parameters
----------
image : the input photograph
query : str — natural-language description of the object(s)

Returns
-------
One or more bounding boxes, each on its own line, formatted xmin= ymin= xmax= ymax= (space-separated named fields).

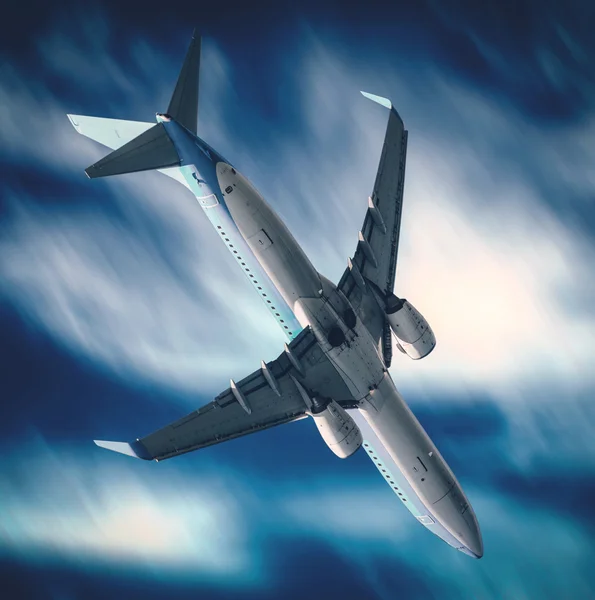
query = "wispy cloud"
xmin=427 ymin=0 xmax=595 ymax=119
xmin=0 ymin=20 xmax=289 ymax=396
xmin=234 ymin=39 xmax=595 ymax=398
xmin=282 ymin=481 xmax=595 ymax=600
xmin=0 ymin=439 xmax=258 ymax=583
xmin=0 ymin=196 xmax=284 ymax=395
xmin=1 ymin=16 xmax=594 ymax=406
xmin=2 ymin=432 xmax=594 ymax=598
xmin=2 ymin=12 xmax=595 ymax=600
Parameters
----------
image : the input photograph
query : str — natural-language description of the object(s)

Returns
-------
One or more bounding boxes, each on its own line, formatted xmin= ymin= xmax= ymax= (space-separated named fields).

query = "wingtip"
xmin=360 ymin=91 xmax=392 ymax=110
xmin=67 ymin=114 xmax=82 ymax=132
xmin=94 ymin=439 xmax=152 ymax=460
xmin=189 ymin=28 xmax=202 ymax=45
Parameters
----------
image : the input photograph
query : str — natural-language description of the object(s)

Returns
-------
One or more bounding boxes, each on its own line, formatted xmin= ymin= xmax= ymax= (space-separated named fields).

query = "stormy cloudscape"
xmin=1 ymin=1 xmax=594 ymax=598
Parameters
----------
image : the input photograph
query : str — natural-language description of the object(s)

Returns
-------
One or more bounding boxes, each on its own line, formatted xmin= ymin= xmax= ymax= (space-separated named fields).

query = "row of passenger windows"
xmin=216 ymin=225 xmax=293 ymax=335
xmin=363 ymin=443 xmax=407 ymax=502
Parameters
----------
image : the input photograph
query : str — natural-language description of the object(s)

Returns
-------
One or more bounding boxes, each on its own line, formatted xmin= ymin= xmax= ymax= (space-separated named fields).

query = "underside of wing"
xmin=337 ymin=93 xmax=409 ymax=366
xmin=94 ymin=327 xmax=355 ymax=461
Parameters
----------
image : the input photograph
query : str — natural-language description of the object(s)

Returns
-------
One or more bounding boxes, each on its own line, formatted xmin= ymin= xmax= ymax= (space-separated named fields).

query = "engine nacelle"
xmin=386 ymin=295 xmax=436 ymax=360
xmin=311 ymin=399 xmax=362 ymax=459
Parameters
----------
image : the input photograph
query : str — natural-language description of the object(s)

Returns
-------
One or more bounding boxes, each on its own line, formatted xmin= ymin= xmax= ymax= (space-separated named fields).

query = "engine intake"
xmin=386 ymin=295 xmax=436 ymax=360
xmin=311 ymin=399 xmax=362 ymax=458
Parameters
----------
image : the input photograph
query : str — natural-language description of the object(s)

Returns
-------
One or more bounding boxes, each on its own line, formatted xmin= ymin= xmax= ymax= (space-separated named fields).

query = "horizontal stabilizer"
xmin=67 ymin=115 xmax=154 ymax=150
xmin=94 ymin=439 xmax=152 ymax=460
xmin=85 ymin=123 xmax=181 ymax=179
xmin=68 ymin=115 xmax=191 ymax=190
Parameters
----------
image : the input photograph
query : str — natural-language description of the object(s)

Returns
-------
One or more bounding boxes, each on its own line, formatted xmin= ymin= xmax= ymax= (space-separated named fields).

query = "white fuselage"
xmin=167 ymin=118 xmax=482 ymax=558
xmin=213 ymin=161 xmax=483 ymax=558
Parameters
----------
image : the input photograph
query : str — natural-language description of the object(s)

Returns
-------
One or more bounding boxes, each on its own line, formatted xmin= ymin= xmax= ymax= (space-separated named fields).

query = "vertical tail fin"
xmin=68 ymin=30 xmax=201 ymax=179
xmin=167 ymin=29 xmax=201 ymax=134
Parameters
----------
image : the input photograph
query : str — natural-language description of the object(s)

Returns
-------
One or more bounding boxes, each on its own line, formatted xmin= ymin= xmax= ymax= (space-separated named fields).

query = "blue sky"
xmin=1 ymin=1 xmax=595 ymax=598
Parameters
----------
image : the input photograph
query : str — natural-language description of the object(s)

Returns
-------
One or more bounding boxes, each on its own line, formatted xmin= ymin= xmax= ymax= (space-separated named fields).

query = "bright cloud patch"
xmin=0 ymin=443 xmax=254 ymax=581
xmin=0 ymin=198 xmax=284 ymax=395
xmin=395 ymin=150 xmax=595 ymax=394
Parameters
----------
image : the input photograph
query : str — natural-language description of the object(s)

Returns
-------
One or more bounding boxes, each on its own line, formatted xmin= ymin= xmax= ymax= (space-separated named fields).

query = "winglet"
xmin=360 ymin=91 xmax=392 ymax=110
xmin=94 ymin=439 xmax=153 ymax=460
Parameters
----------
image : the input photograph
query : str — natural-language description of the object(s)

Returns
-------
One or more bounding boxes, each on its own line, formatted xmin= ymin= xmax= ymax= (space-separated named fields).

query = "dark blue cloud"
xmin=498 ymin=471 xmax=595 ymax=522
xmin=0 ymin=538 xmax=435 ymax=600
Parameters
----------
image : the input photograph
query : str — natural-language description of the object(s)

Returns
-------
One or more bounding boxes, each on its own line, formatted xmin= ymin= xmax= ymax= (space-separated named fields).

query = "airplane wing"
xmin=336 ymin=92 xmax=408 ymax=367
xmin=94 ymin=327 xmax=356 ymax=461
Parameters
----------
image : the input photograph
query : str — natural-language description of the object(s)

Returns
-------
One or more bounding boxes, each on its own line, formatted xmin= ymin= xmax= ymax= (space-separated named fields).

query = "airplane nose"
xmin=469 ymin=533 xmax=484 ymax=559
xmin=459 ymin=506 xmax=484 ymax=559
xmin=458 ymin=544 xmax=483 ymax=559
xmin=439 ymin=482 xmax=484 ymax=559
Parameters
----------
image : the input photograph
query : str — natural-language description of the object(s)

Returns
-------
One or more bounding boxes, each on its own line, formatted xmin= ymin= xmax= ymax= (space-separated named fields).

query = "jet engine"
xmin=311 ymin=399 xmax=362 ymax=458
xmin=386 ymin=294 xmax=436 ymax=360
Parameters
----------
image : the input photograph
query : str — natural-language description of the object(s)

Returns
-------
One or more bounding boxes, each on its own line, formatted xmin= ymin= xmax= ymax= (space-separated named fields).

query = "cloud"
xmin=1 ymin=17 xmax=594 ymax=409
xmin=2 ymin=429 xmax=594 ymax=598
xmin=0 ymin=65 xmax=99 ymax=171
xmin=0 ymin=434 xmax=575 ymax=600
xmin=396 ymin=152 xmax=595 ymax=393
xmin=0 ymin=440 xmax=257 ymax=583
xmin=233 ymin=39 xmax=595 ymax=398
xmin=0 ymin=197 xmax=284 ymax=395
xmin=281 ymin=482 xmax=595 ymax=600
xmin=0 ymin=19 xmax=293 ymax=396
xmin=2 ymin=14 xmax=595 ymax=600
xmin=282 ymin=485 xmax=413 ymax=543
xmin=427 ymin=0 xmax=595 ymax=118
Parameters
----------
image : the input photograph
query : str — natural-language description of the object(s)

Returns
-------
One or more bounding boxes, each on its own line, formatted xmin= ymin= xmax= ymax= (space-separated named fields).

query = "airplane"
xmin=67 ymin=30 xmax=483 ymax=559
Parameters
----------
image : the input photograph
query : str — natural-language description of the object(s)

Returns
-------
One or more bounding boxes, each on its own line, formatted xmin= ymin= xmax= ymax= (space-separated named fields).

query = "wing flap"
xmin=337 ymin=93 xmax=408 ymax=364
xmin=353 ymin=92 xmax=407 ymax=296
xmin=95 ymin=327 xmax=355 ymax=461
